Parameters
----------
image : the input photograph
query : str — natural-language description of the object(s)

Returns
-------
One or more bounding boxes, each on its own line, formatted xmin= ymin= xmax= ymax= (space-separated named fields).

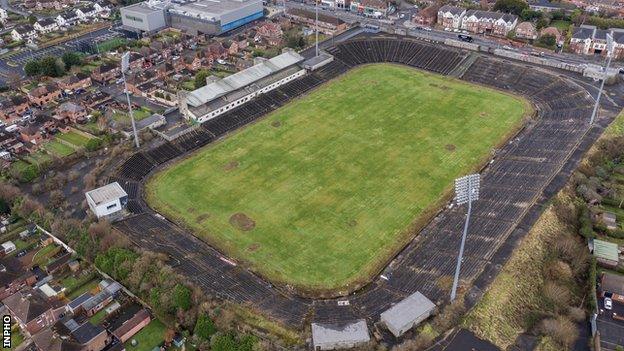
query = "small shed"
xmin=601 ymin=272 xmax=624 ymax=303
xmin=311 ymin=319 xmax=370 ymax=350
xmin=601 ymin=212 xmax=618 ymax=231
xmin=380 ymin=291 xmax=436 ymax=337
xmin=593 ymin=239 xmax=619 ymax=268
xmin=85 ymin=182 xmax=128 ymax=219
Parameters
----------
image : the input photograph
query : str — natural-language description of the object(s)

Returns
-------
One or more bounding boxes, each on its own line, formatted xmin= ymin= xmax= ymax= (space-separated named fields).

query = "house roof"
xmin=311 ymin=320 xmax=370 ymax=349
xmin=85 ymin=182 xmax=128 ymax=205
xmin=37 ymin=18 xmax=56 ymax=27
xmin=602 ymin=272 xmax=624 ymax=295
xmin=0 ymin=256 xmax=27 ymax=287
xmin=572 ymin=25 xmax=596 ymax=40
xmin=529 ymin=0 xmax=576 ymax=10
xmin=71 ymin=322 xmax=105 ymax=344
xmin=68 ymin=292 xmax=93 ymax=311
xmin=58 ymin=102 xmax=85 ymax=113
xmin=464 ymin=10 xmax=518 ymax=23
xmin=594 ymin=239 xmax=619 ymax=262
xmin=439 ymin=5 xmax=465 ymax=16
xmin=2 ymin=290 xmax=54 ymax=324
xmin=186 ymin=50 xmax=304 ymax=107
xmin=380 ymin=291 xmax=436 ymax=335
xmin=541 ymin=26 xmax=561 ymax=38
xmin=287 ymin=8 xmax=345 ymax=25
xmin=516 ymin=21 xmax=536 ymax=32
xmin=112 ymin=308 xmax=151 ymax=339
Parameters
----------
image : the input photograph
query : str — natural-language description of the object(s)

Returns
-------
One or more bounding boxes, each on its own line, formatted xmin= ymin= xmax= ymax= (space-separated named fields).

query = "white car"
xmin=605 ymin=297 xmax=613 ymax=310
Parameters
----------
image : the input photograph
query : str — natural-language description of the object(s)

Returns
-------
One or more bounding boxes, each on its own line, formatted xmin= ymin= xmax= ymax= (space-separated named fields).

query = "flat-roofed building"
xmin=311 ymin=319 xmax=370 ymax=350
xmin=179 ymin=49 xmax=305 ymax=123
xmin=120 ymin=1 xmax=168 ymax=34
xmin=169 ymin=0 xmax=263 ymax=35
xmin=380 ymin=291 xmax=436 ymax=337
xmin=85 ymin=182 xmax=128 ymax=220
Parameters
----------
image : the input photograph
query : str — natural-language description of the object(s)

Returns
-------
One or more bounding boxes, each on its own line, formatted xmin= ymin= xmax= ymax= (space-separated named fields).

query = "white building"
xmin=85 ymin=182 xmax=128 ymax=219
xmin=0 ymin=8 xmax=8 ymax=23
xmin=34 ymin=18 xmax=60 ymax=33
xmin=11 ymin=24 xmax=37 ymax=43
xmin=380 ymin=291 xmax=436 ymax=337
xmin=1 ymin=241 xmax=16 ymax=254
xmin=180 ymin=49 xmax=305 ymax=123
xmin=437 ymin=5 xmax=466 ymax=29
xmin=311 ymin=320 xmax=370 ymax=350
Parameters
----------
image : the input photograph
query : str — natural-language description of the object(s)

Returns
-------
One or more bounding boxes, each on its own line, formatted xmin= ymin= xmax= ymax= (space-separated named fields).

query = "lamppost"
xmin=450 ymin=173 xmax=480 ymax=302
xmin=121 ymin=52 xmax=140 ymax=149
xmin=315 ymin=0 xmax=319 ymax=57
xmin=590 ymin=33 xmax=614 ymax=126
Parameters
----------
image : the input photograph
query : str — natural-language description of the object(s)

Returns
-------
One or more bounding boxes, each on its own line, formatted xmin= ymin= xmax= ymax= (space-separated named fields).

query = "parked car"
xmin=605 ymin=297 xmax=613 ymax=310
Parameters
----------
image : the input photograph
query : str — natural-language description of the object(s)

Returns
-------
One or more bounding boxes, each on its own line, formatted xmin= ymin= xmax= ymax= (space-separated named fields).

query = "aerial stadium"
xmin=109 ymin=33 xmax=622 ymax=345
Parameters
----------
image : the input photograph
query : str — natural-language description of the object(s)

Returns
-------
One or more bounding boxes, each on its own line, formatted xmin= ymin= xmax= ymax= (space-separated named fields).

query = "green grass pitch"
xmin=146 ymin=64 xmax=530 ymax=294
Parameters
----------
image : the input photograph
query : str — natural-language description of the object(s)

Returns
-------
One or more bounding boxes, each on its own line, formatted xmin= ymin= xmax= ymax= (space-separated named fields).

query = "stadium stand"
xmin=110 ymin=36 xmax=620 ymax=331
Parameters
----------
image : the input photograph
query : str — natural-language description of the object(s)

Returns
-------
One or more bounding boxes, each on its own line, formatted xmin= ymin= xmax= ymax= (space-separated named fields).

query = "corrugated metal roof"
xmin=186 ymin=50 xmax=304 ymax=107
xmin=85 ymin=182 xmax=127 ymax=205
xmin=311 ymin=320 xmax=370 ymax=348
xmin=594 ymin=239 xmax=619 ymax=262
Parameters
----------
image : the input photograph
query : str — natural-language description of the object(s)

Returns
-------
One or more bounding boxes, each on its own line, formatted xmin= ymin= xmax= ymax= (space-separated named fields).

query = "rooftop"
xmin=85 ymin=182 xmax=128 ymax=205
xmin=594 ymin=239 xmax=619 ymax=262
xmin=186 ymin=50 xmax=304 ymax=107
xmin=169 ymin=0 xmax=260 ymax=20
xmin=311 ymin=320 xmax=370 ymax=348
xmin=380 ymin=291 xmax=436 ymax=334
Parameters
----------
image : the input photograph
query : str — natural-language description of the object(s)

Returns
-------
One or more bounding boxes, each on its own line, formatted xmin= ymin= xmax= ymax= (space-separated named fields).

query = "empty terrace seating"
xmin=328 ymin=38 xmax=465 ymax=75
xmin=145 ymin=142 xmax=182 ymax=165
xmin=172 ymin=128 xmax=214 ymax=152
xmin=116 ymin=153 xmax=155 ymax=181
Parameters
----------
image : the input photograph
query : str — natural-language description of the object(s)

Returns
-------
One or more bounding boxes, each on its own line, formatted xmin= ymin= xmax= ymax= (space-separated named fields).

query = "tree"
xmin=536 ymin=17 xmax=549 ymax=30
xmin=520 ymin=8 xmax=542 ymax=21
xmin=194 ymin=69 xmax=209 ymax=89
xmin=24 ymin=60 xmax=41 ymax=77
xmin=194 ymin=313 xmax=217 ymax=340
xmin=39 ymin=56 xmax=65 ymax=77
xmin=62 ymin=52 xmax=82 ymax=70
xmin=85 ymin=138 xmax=103 ymax=152
xmin=27 ymin=15 xmax=36 ymax=24
xmin=173 ymin=283 xmax=192 ymax=310
xmin=493 ymin=0 xmax=528 ymax=15
xmin=538 ymin=34 xmax=557 ymax=48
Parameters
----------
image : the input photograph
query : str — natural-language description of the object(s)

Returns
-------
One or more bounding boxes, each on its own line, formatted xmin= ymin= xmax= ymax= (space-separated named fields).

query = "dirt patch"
xmin=248 ymin=243 xmax=260 ymax=252
xmin=445 ymin=144 xmax=456 ymax=152
xmin=271 ymin=120 xmax=281 ymax=128
xmin=480 ymin=112 xmax=488 ymax=117
xmin=224 ymin=161 xmax=239 ymax=171
xmin=348 ymin=219 xmax=357 ymax=227
xmin=229 ymin=213 xmax=256 ymax=231
xmin=196 ymin=214 xmax=210 ymax=222
xmin=429 ymin=83 xmax=450 ymax=90
xmin=187 ymin=207 xmax=196 ymax=213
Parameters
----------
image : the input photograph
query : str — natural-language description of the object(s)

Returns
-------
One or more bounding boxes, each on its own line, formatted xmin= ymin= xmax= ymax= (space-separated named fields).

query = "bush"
xmin=85 ymin=138 xmax=103 ymax=152
xmin=539 ymin=316 xmax=578 ymax=348
xmin=173 ymin=283 xmax=192 ymax=311
xmin=194 ymin=313 xmax=217 ymax=340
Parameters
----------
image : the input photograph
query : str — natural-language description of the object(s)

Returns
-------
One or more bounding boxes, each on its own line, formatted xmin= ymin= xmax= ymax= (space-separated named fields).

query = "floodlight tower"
xmin=450 ymin=173 xmax=480 ymax=302
xmin=121 ymin=52 xmax=140 ymax=149
xmin=590 ymin=33 xmax=614 ymax=126
xmin=315 ymin=0 xmax=319 ymax=57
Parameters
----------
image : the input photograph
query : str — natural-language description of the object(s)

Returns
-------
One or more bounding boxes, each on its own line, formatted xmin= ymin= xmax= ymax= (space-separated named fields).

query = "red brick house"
xmin=28 ymin=84 xmax=61 ymax=106
xmin=183 ymin=53 xmax=203 ymax=71
xmin=0 ymin=96 xmax=30 ymax=123
xmin=58 ymin=73 xmax=92 ymax=91
xmin=3 ymin=290 xmax=66 ymax=335
xmin=255 ymin=22 xmax=283 ymax=46
xmin=205 ymin=43 xmax=228 ymax=65
xmin=112 ymin=308 xmax=151 ymax=343
xmin=286 ymin=8 xmax=347 ymax=35
xmin=19 ymin=125 xmax=44 ymax=145
xmin=413 ymin=4 xmax=440 ymax=26
xmin=0 ymin=257 xmax=37 ymax=301
xmin=515 ymin=21 xmax=537 ymax=40
xmin=91 ymin=63 xmax=120 ymax=83
xmin=55 ymin=102 xmax=87 ymax=124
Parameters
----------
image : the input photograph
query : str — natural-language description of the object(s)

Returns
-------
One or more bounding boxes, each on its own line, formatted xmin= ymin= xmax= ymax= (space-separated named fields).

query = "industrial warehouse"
xmin=120 ymin=0 xmax=263 ymax=35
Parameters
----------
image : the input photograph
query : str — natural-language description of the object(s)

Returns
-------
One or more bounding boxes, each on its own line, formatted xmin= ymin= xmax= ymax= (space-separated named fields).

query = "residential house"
xmin=45 ymin=252 xmax=71 ymax=274
xmin=35 ymin=0 xmax=61 ymax=11
xmin=204 ymin=42 xmax=227 ymax=65
xmin=529 ymin=0 xmax=577 ymax=13
xmin=111 ymin=307 xmax=151 ymax=343
xmin=540 ymin=26 xmax=563 ymax=45
xmin=335 ymin=0 xmax=350 ymax=9
xmin=34 ymin=18 xmax=59 ymax=34
xmin=11 ymin=24 xmax=37 ymax=43
xmin=55 ymin=102 xmax=87 ymax=124
xmin=286 ymin=8 xmax=347 ymax=34
xmin=413 ymin=4 xmax=440 ymax=26
xmin=182 ymin=53 xmax=203 ymax=71
xmin=255 ymin=22 xmax=283 ymax=46
xmin=28 ymin=84 xmax=61 ymax=106
xmin=94 ymin=2 xmax=111 ymax=17
xmin=75 ymin=5 xmax=99 ymax=21
xmin=67 ymin=292 xmax=93 ymax=314
xmin=91 ymin=63 xmax=120 ymax=83
xmin=58 ymin=72 xmax=92 ymax=91
xmin=515 ymin=21 xmax=537 ymax=40
xmin=350 ymin=0 xmax=388 ymax=16
xmin=3 ymin=290 xmax=66 ymax=335
xmin=0 ymin=8 xmax=7 ymax=24
xmin=19 ymin=125 xmax=44 ymax=145
xmin=69 ymin=321 xmax=109 ymax=351
xmin=0 ymin=96 xmax=30 ymax=123
xmin=570 ymin=25 xmax=624 ymax=59
xmin=56 ymin=11 xmax=79 ymax=27
xmin=128 ymin=52 xmax=144 ymax=70
xmin=0 ymin=256 xmax=37 ymax=300
xmin=461 ymin=10 xmax=518 ymax=36
xmin=437 ymin=5 xmax=466 ymax=29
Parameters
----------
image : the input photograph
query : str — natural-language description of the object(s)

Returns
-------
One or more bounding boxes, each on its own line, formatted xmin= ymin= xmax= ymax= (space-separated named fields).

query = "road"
xmin=282 ymin=0 xmax=617 ymax=69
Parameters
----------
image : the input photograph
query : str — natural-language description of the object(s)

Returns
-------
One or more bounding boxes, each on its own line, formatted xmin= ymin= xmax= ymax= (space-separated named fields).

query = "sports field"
xmin=146 ymin=64 xmax=530 ymax=294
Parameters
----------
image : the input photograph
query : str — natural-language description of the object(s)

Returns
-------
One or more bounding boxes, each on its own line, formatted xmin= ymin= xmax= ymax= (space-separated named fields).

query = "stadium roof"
xmin=186 ymin=50 xmax=304 ymax=107
xmin=85 ymin=182 xmax=128 ymax=205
